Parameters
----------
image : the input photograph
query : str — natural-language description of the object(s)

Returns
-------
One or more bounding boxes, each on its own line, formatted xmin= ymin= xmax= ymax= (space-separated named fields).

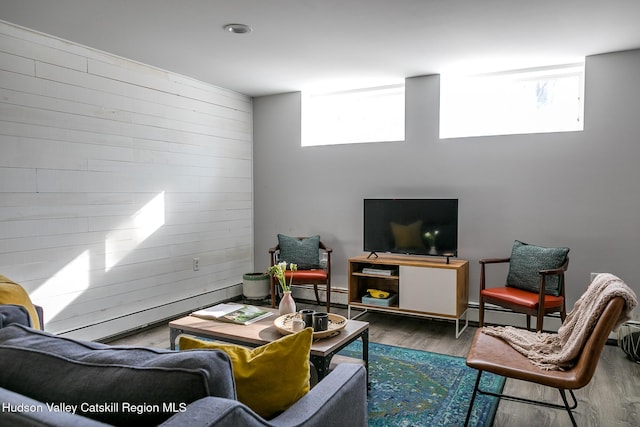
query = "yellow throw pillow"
xmin=0 ymin=274 xmax=40 ymax=330
xmin=179 ymin=327 xmax=312 ymax=419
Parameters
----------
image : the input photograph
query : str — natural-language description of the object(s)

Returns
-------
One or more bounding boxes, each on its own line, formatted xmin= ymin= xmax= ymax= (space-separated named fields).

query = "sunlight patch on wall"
xmin=31 ymin=250 xmax=90 ymax=321
xmin=105 ymin=191 xmax=166 ymax=271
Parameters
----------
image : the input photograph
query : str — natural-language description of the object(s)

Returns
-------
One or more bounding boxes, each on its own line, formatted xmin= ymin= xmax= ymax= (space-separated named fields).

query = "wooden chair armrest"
xmin=479 ymin=257 xmax=510 ymax=265
xmin=539 ymin=258 xmax=569 ymax=276
xmin=478 ymin=258 xmax=511 ymax=291
xmin=319 ymin=243 xmax=332 ymax=276
xmin=319 ymin=242 xmax=332 ymax=252
xmin=539 ymin=267 xmax=566 ymax=276
xmin=479 ymin=257 xmax=510 ymax=291
xmin=269 ymin=245 xmax=280 ymax=267
xmin=536 ymin=258 xmax=568 ymax=300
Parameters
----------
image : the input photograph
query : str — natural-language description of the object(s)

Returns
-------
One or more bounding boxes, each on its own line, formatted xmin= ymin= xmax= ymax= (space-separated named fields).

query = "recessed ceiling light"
xmin=223 ymin=23 xmax=252 ymax=34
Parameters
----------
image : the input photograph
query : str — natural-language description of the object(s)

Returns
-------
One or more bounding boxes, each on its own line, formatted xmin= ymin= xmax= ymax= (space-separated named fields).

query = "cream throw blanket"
xmin=482 ymin=273 xmax=638 ymax=370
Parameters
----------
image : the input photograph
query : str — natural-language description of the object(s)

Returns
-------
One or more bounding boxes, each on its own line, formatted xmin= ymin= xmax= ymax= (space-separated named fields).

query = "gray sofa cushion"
xmin=0 ymin=324 xmax=236 ymax=426
xmin=0 ymin=304 xmax=31 ymax=329
xmin=0 ymin=386 xmax=110 ymax=427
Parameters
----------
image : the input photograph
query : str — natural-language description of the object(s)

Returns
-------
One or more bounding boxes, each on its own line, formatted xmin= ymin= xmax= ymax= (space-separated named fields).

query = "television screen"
xmin=364 ymin=198 xmax=458 ymax=257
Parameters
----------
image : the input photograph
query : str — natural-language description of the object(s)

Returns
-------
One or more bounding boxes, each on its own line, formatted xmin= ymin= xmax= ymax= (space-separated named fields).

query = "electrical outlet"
xmin=193 ymin=258 xmax=200 ymax=271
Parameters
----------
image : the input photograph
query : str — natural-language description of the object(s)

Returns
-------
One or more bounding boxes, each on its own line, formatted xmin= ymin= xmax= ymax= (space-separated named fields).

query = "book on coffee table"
xmin=191 ymin=303 xmax=273 ymax=325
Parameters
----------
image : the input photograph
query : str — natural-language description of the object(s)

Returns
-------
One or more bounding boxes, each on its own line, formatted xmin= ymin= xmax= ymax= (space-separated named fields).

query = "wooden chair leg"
xmin=526 ymin=315 xmax=531 ymax=330
xmin=478 ymin=297 xmax=485 ymax=327
xmin=270 ymin=277 xmax=277 ymax=308
xmin=536 ymin=313 xmax=544 ymax=332
xmin=313 ymin=283 xmax=320 ymax=305
xmin=326 ymin=282 xmax=331 ymax=313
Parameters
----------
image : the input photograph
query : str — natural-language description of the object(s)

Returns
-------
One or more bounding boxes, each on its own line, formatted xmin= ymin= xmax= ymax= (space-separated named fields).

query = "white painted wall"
xmin=0 ymin=21 xmax=253 ymax=340
xmin=253 ymin=49 xmax=640 ymax=318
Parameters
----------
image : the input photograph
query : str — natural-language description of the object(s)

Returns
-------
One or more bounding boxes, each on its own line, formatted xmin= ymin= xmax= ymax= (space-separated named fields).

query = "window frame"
xmin=301 ymin=83 xmax=406 ymax=147
xmin=439 ymin=63 xmax=585 ymax=139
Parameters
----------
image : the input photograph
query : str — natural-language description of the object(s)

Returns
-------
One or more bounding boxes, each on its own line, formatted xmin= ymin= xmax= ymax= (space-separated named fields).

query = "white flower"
xmin=267 ymin=262 xmax=298 ymax=293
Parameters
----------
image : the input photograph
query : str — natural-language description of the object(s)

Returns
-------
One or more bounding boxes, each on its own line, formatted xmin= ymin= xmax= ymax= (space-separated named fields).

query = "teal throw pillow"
xmin=506 ymin=240 xmax=569 ymax=296
xmin=277 ymin=234 xmax=320 ymax=270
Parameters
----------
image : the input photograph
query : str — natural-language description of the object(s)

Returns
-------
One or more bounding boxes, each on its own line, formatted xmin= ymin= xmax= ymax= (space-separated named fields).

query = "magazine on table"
xmin=191 ymin=303 xmax=273 ymax=325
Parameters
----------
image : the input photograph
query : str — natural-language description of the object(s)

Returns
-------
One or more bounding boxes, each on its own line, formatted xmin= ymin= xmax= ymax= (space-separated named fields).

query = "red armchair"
xmin=269 ymin=236 xmax=332 ymax=313
xmin=478 ymin=240 xmax=569 ymax=332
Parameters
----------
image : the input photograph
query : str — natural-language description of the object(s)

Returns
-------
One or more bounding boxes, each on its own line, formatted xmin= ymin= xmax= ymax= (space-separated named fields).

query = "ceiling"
xmin=2 ymin=0 xmax=640 ymax=97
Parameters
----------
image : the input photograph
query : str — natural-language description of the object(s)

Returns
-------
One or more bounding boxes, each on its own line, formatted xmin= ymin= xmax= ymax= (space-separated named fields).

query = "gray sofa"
xmin=0 ymin=305 xmax=367 ymax=427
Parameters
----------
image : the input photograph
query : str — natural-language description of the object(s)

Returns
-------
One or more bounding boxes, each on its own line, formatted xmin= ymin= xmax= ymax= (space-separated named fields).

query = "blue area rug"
xmin=338 ymin=341 xmax=505 ymax=427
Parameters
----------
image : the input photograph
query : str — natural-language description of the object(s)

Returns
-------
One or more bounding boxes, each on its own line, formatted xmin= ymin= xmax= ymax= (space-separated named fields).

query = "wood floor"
xmin=107 ymin=301 xmax=640 ymax=427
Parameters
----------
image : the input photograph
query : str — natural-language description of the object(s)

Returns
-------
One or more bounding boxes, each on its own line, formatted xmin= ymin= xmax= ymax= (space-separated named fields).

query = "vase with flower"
xmin=267 ymin=261 xmax=298 ymax=315
xmin=424 ymin=230 xmax=439 ymax=255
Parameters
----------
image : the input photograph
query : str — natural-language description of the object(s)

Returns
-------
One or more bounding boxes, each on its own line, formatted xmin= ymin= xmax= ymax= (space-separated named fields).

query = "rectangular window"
xmin=302 ymin=84 xmax=405 ymax=146
xmin=440 ymin=63 xmax=584 ymax=139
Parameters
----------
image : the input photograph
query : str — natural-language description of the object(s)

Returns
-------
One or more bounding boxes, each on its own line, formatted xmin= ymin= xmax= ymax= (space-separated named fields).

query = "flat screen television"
xmin=363 ymin=198 xmax=458 ymax=258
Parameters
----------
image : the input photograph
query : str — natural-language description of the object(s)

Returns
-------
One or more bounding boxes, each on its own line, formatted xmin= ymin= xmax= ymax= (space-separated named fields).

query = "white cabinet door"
xmin=399 ymin=266 xmax=457 ymax=315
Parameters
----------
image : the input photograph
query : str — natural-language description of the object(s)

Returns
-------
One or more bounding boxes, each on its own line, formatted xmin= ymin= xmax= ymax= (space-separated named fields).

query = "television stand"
xmin=348 ymin=254 xmax=469 ymax=338
xmin=366 ymin=251 xmax=379 ymax=259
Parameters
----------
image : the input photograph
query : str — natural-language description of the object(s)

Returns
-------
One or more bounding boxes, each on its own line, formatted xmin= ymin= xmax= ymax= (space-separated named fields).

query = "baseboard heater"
xmin=466 ymin=301 xmax=562 ymax=318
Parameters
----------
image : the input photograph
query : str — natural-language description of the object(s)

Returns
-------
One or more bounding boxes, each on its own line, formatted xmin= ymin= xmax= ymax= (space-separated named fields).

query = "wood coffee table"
xmin=169 ymin=307 xmax=369 ymax=384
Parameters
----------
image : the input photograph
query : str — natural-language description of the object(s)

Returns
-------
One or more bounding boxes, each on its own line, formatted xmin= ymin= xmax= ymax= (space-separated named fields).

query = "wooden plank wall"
xmin=0 ymin=21 xmax=253 ymax=340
